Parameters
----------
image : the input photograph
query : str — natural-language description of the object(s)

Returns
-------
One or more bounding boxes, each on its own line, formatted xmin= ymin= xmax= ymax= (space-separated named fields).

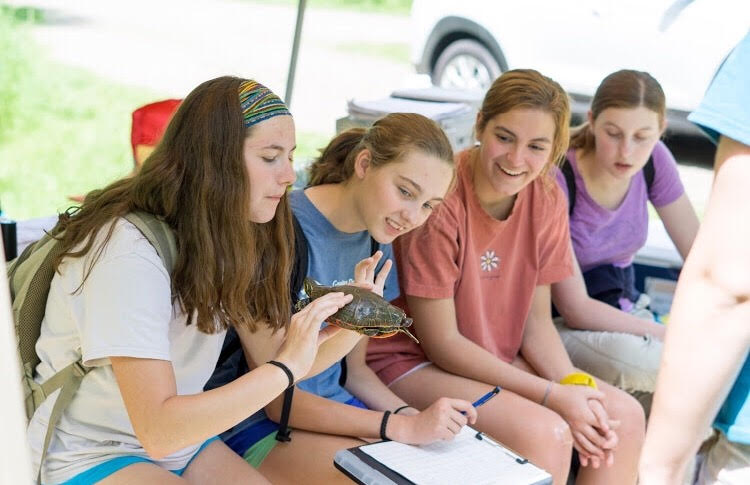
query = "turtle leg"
xmin=399 ymin=328 xmax=420 ymax=344
xmin=295 ymin=298 xmax=311 ymax=312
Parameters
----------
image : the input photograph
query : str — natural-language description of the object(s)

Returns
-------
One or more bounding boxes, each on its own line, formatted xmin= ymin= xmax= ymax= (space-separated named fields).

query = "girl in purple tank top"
xmin=551 ymin=70 xmax=700 ymax=409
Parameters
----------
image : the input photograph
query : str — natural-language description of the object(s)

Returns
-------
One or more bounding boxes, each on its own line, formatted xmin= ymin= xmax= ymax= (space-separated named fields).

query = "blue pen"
xmin=462 ymin=386 xmax=501 ymax=414
xmin=472 ymin=386 xmax=501 ymax=408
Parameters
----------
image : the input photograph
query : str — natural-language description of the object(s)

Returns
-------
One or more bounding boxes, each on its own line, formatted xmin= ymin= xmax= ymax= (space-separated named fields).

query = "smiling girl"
xmin=217 ymin=113 xmax=476 ymax=484
xmin=551 ymin=70 xmax=700 ymax=408
xmin=368 ymin=70 xmax=646 ymax=485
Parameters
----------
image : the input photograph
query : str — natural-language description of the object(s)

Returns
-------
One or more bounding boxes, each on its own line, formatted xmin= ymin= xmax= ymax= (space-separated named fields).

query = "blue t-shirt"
xmin=689 ymin=29 xmax=750 ymax=445
xmin=209 ymin=188 xmax=401 ymax=447
xmin=291 ymin=189 xmax=400 ymax=403
xmin=688 ymin=30 xmax=750 ymax=147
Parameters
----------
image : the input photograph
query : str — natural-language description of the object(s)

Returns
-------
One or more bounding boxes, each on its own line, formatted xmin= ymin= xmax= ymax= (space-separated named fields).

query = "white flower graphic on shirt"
xmin=480 ymin=250 xmax=499 ymax=272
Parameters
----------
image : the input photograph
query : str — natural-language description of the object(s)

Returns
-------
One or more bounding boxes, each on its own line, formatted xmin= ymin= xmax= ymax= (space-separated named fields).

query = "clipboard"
xmin=333 ymin=426 xmax=552 ymax=485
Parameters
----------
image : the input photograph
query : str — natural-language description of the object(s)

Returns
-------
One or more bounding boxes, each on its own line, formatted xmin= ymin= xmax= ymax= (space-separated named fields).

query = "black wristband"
xmin=380 ymin=410 xmax=392 ymax=441
xmin=267 ymin=360 xmax=294 ymax=389
xmin=393 ymin=405 xmax=411 ymax=415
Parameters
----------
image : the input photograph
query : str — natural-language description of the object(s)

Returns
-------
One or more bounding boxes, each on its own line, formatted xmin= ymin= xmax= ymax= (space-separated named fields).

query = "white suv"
xmin=411 ymin=0 xmax=749 ymax=130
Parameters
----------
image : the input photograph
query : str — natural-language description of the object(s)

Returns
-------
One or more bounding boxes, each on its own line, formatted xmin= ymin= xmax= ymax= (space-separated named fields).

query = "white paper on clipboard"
xmin=359 ymin=426 xmax=551 ymax=485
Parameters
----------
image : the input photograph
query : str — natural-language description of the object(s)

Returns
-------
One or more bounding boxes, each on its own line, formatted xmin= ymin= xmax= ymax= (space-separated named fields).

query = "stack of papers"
xmin=347 ymin=97 xmax=472 ymax=123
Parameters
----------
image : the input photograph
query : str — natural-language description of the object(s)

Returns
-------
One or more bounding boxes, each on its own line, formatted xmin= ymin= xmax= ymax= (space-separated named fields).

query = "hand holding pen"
xmin=463 ymin=386 xmax=501 ymax=414
xmin=388 ymin=396 xmax=478 ymax=445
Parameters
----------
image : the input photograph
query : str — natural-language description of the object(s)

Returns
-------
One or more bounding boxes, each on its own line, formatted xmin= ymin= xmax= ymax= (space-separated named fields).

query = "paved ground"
xmin=9 ymin=0 xmax=716 ymax=214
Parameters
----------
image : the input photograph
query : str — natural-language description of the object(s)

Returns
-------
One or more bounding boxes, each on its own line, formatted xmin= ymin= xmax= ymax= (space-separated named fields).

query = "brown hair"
xmin=570 ymin=69 xmax=666 ymax=154
xmin=307 ymin=113 xmax=454 ymax=186
xmin=53 ymin=76 xmax=294 ymax=334
xmin=476 ymin=69 xmax=571 ymax=177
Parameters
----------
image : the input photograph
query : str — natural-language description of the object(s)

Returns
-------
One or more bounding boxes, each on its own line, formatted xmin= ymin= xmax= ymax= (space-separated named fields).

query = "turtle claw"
xmin=400 ymin=328 xmax=419 ymax=344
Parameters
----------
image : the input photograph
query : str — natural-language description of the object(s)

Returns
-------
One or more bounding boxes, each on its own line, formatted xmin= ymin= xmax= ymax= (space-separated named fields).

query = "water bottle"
xmin=0 ymin=201 xmax=17 ymax=261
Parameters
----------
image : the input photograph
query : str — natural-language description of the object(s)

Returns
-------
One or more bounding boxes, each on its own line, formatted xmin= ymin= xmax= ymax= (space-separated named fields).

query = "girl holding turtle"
xmin=212 ymin=113 xmax=476 ymax=484
xmin=27 ymin=77 xmax=355 ymax=484
xmin=367 ymin=70 xmax=646 ymax=485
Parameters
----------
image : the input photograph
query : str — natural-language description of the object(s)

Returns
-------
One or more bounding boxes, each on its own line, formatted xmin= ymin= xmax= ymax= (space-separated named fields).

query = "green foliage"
xmin=0 ymin=10 xmax=161 ymax=219
xmin=0 ymin=9 xmax=333 ymax=220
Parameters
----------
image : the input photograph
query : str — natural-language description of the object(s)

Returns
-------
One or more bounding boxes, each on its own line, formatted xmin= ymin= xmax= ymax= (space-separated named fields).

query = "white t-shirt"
xmin=27 ymin=219 xmax=226 ymax=483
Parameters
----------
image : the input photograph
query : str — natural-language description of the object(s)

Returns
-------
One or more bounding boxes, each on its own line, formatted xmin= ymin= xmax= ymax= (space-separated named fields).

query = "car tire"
xmin=432 ymin=38 xmax=502 ymax=91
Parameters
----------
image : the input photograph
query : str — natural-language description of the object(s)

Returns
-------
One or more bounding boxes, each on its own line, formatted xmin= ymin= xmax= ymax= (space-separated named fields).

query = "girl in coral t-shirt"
xmin=368 ymin=70 xmax=645 ymax=485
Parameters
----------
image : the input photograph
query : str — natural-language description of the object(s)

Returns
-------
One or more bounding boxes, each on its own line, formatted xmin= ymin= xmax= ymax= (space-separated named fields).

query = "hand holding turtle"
xmin=275 ymin=291 xmax=354 ymax=381
xmin=387 ymin=397 xmax=477 ymax=445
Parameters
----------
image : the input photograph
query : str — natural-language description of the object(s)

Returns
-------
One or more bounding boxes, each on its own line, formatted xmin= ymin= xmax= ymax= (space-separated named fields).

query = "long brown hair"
xmin=476 ymin=69 xmax=571 ymax=178
xmin=52 ymin=76 xmax=293 ymax=334
xmin=307 ymin=113 xmax=454 ymax=186
xmin=570 ymin=69 xmax=666 ymax=155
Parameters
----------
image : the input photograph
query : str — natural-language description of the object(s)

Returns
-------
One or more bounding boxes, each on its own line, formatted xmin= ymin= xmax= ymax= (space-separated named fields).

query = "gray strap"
xmin=123 ymin=212 xmax=176 ymax=274
xmin=36 ymin=360 xmax=88 ymax=485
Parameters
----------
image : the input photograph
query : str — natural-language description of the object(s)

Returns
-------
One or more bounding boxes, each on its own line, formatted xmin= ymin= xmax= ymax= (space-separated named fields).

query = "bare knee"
xmin=546 ymin=413 xmax=574 ymax=451
xmin=609 ymin=390 xmax=646 ymax=443
xmin=521 ymin=410 xmax=573 ymax=458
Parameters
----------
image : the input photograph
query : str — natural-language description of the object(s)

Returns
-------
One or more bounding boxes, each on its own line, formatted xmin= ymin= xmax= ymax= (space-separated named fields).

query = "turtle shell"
xmin=301 ymin=278 xmax=418 ymax=343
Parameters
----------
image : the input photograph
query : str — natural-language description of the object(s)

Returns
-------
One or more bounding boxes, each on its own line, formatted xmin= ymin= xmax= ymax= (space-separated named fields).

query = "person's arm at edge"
xmin=552 ymin=253 xmax=665 ymax=339
xmin=640 ymin=136 xmax=750 ymax=483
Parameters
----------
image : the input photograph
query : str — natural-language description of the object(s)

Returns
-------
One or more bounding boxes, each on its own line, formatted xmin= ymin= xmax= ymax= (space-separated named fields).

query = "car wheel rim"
xmin=439 ymin=54 xmax=492 ymax=91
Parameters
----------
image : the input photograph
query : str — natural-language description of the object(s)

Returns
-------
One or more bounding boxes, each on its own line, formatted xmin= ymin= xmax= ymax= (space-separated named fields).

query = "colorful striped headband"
xmin=239 ymin=80 xmax=291 ymax=128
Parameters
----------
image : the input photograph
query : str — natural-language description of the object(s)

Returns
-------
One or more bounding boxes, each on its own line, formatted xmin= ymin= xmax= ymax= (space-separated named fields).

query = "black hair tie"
xmin=380 ymin=411 xmax=392 ymax=441
xmin=267 ymin=360 xmax=294 ymax=389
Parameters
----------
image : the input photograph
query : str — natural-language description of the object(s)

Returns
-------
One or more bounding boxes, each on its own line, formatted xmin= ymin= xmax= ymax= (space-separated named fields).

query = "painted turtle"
xmin=296 ymin=278 xmax=419 ymax=343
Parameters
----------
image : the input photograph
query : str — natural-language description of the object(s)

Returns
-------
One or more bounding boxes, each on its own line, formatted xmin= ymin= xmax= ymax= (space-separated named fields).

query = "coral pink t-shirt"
xmin=367 ymin=150 xmax=574 ymax=385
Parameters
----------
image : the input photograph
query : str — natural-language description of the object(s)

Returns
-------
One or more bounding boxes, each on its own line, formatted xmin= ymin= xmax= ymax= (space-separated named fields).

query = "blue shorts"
xmin=225 ymin=396 xmax=369 ymax=458
xmin=57 ymin=436 xmax=219 ymax=485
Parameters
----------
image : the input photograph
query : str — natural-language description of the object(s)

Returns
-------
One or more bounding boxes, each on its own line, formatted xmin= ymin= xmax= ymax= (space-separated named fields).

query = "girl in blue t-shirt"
xmin=222 ymin=113 xmax=477 ymax=484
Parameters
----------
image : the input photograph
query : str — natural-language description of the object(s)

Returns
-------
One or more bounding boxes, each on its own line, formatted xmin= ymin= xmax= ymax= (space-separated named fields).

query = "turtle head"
xmin=303 ymin=278 xmax=317 ymax=297
xmin=402 ymin=316 xmax=413 ymax=328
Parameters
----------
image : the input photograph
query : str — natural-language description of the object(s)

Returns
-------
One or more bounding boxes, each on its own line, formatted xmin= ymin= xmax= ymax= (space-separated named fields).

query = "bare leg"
xmin=100 ymin=462 xmax=188 ymax=484
xmin=182 ymin=439 xmax=270 ymax=485
xmin=258 ymin=430 xmax=366 ymax=485
xmin=390 ymin=365 xmax=574 ymax=485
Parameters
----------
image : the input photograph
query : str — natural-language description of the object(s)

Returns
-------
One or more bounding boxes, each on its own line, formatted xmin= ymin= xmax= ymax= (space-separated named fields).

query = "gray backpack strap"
xmin=36 ymin=360 xmax=88 ymax=484
xmin=123 ymin=212 xmax=177 ymax=274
